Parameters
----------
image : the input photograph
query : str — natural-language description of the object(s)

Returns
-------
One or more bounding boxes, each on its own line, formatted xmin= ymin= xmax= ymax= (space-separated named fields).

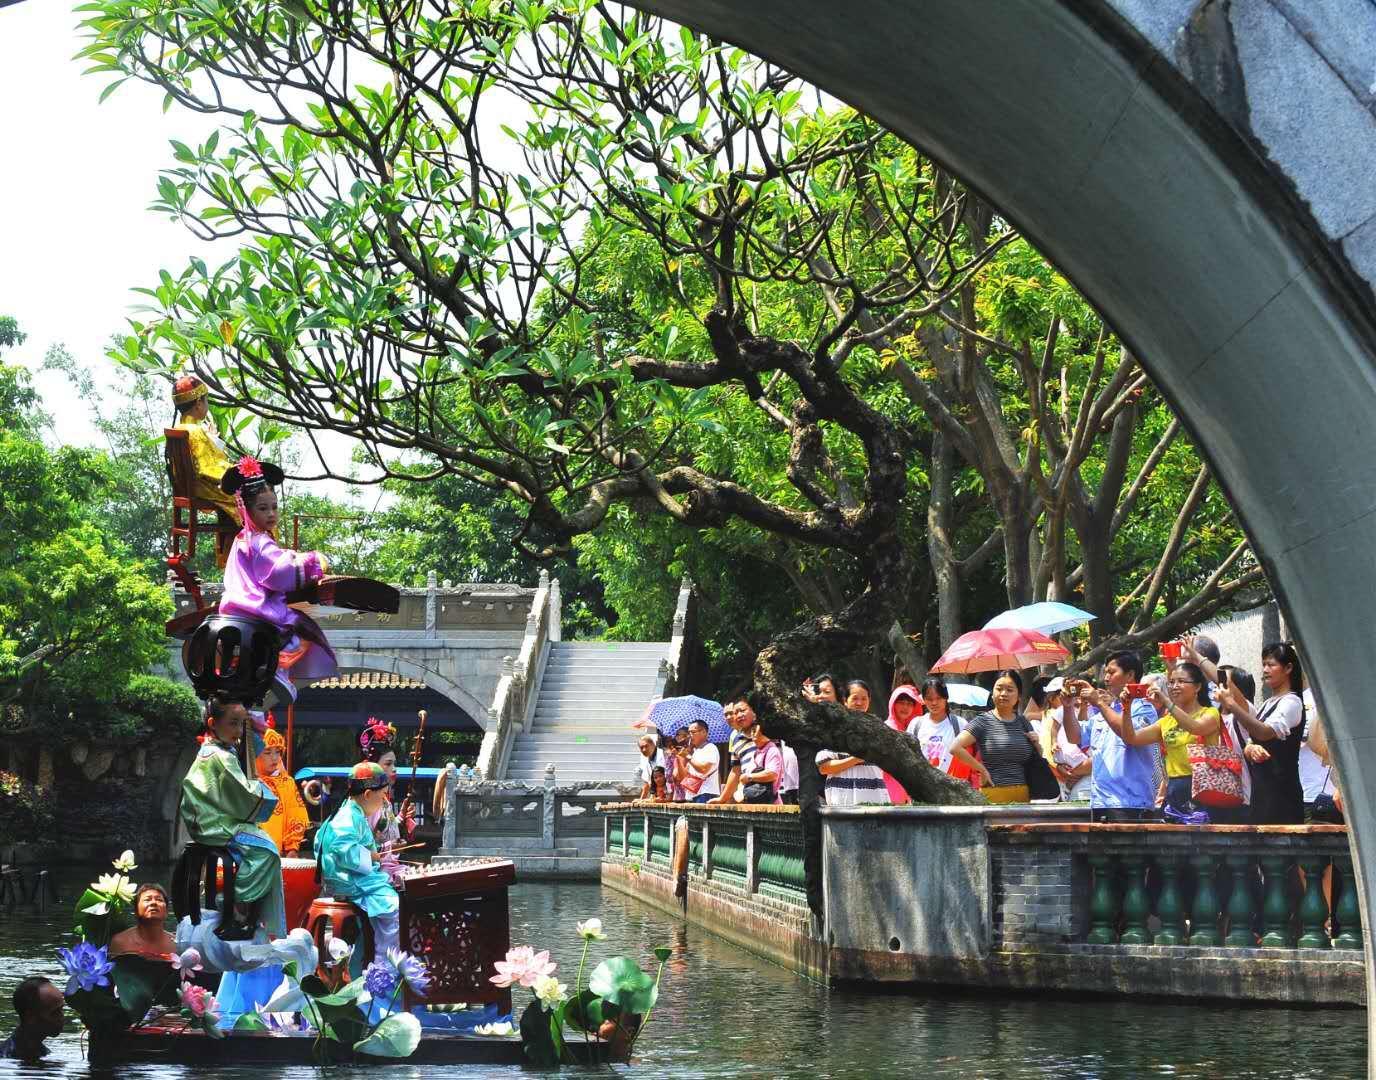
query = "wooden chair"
xmin=163 ymin=428 xmax=238 ymax=610
xmin=164 ymin=428 xmax=238 ymax=562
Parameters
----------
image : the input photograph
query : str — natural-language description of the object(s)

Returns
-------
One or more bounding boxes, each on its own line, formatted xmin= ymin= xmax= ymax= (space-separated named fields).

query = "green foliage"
xmin=0 ymin=769 xmax=56 ymax=839
xmin=77 ymin=0 xmax=1263 ymax=690
xmin=0 ymin=361 xmax=173 ymax=742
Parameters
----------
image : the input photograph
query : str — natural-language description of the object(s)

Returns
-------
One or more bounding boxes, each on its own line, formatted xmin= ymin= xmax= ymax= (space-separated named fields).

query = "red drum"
xmin=282 ymin=857 xmax=320 ymax=931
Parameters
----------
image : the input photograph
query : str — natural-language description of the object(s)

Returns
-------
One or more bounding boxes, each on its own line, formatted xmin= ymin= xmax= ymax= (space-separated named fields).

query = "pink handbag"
xmin=1189 ymin=719 xmax=1245 ymax=808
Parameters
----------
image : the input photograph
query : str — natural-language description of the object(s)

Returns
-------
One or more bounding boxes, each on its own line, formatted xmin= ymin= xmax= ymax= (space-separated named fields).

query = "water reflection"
xmin=0 ymin=869 xmax=1365 ymax=1078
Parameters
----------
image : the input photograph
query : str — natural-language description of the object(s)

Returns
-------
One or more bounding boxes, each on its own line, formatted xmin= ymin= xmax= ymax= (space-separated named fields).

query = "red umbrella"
xmin=930 ymin=627 xmax=1070 ymax=674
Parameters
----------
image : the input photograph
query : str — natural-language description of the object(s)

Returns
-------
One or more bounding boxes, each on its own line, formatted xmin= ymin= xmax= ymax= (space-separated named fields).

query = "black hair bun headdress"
xmin=221 ymin=455 xmax=285 ymax=496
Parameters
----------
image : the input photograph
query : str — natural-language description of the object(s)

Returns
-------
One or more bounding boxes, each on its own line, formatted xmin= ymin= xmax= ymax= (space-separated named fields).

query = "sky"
xmin=0 ymin=1 xmax=376 ymax=502
xmin=0 ymin=0 xmax=222 ymax=446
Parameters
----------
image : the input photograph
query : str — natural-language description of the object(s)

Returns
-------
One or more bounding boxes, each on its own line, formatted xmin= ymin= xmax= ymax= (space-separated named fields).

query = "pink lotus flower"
xmin=179 ymin=982 xmax=218 ymax=1020
xmin=490 ymin=946 xmax=556 ymax=989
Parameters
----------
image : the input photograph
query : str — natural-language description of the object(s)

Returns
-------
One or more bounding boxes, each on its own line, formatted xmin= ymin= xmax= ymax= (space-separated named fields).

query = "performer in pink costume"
xmin=219 ymin=456 xmax=338 ymax=700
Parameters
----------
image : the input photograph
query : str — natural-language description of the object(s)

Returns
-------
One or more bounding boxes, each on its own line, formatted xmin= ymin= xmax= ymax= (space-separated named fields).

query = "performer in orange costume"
xmin=254 ymin=719 xmax=310 ymax=857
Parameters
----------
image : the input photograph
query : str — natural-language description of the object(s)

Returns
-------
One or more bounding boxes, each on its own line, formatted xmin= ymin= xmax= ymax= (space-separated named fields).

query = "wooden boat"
xmin=96 ymin=859 xmax=522 ymax=1067
xmin=92 ymin=1015 xmax=531 ymax=1067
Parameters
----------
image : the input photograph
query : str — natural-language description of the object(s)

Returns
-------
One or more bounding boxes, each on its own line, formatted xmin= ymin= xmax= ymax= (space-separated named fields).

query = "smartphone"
xmin=1126 ymin=682 xmax=1149 ymax=698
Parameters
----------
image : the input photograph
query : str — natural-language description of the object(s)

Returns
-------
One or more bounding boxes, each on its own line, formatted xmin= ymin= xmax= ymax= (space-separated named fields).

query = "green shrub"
xmin=0 ymin=770 xmax=56 ymax=841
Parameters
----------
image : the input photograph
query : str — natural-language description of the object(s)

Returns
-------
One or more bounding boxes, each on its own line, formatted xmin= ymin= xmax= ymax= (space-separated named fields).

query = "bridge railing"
xmin=476 ymin=571 xmax=554 ymax=779
xmin=441 ymin=766 xmax=634 ymax=852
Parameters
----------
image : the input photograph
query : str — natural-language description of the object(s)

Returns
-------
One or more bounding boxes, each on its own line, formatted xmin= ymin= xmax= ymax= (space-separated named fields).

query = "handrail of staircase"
xmin=476 ymin=570 xmax=554 ymax=779
xmin=653 ymin=575 xmax=695 ymax=699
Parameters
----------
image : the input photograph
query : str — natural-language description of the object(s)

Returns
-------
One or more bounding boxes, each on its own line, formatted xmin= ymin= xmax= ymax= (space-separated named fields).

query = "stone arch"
xmin=332 ymin=649 xmax=491 ymax=728
xmin=625 ymin=0 xmax=1376 ymax=1058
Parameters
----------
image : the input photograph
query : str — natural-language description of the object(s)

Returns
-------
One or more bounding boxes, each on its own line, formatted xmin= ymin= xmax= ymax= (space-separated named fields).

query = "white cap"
xmin=1044 ymin=677 xmax=1066 ymax=693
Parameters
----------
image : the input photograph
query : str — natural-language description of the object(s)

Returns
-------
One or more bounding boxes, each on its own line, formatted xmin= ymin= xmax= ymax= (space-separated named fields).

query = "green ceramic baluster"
xmin=1120 ymin=854 xmax=1150 ymax=945
xmin=1087 ymin=854 xmax=1118 ymax=944
xmin=1154 ymin=856 xmax=1186 ymax=945
xmin=1334 ymin=855 xmax=1364 ymax=951
xmin=1189 ymin=853 xmax=1221 ymax=946
xmin=1260 ymin=856 xmax=1294 ymax=947
xmin=1297 ymin=856 xmax=1333 ymax=948
xmin=1224 ymin=854 xmax=1256 ymax=947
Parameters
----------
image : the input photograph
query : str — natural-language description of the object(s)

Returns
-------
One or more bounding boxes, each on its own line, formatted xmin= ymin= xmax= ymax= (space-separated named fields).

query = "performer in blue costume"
xmin=314 ymin=762 xmax=402 ymax=968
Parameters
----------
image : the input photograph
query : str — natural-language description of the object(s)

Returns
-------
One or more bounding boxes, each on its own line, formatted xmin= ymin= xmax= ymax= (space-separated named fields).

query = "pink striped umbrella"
xmin=930 ymin=627 xmax=1070 ymax=674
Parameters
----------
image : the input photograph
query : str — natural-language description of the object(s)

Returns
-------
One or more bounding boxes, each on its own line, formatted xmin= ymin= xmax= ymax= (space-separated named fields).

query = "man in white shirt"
xmin=635 ymin=735 xmax=664 ymax=799
xmin=685 ymin=719 xmax=721 ymax=803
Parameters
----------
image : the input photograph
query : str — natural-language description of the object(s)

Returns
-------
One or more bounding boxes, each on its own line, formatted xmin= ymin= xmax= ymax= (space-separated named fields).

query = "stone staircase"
xmin=503 ymin=642 xmax=668 ymax=784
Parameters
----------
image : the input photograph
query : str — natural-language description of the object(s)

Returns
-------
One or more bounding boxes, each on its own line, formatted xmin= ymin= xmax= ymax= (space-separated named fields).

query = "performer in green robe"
xmin=314 ymin=761 xmax=401 ymax=963
xmin=179 ymin=695 xmax=285 ymax=939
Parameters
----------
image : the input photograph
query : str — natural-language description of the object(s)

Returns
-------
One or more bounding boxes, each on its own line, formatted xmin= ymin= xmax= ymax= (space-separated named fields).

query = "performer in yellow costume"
xmin=170 ymin=374 xmax=240 ymax=565
xmin=254 ymin=718 xmax=309 ymax=857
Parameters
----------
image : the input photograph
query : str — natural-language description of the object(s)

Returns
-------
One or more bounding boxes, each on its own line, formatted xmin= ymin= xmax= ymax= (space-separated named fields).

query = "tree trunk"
xmin=926 ymin=431 xmax=964 ymax=648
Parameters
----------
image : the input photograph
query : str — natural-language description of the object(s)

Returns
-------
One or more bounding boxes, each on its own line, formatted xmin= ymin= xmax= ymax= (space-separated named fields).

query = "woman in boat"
xmin=313 ymin=761 xmax=402 ymax=962
xmin=218 ymin=456 xmax=337 ymax=701
xmin=178 ymin=695 xmax=284 ymax=940
xmin=358 ymin=717 xmax=416 ymax=858
xmin=254 ymin=718 xmax=310 ymax=857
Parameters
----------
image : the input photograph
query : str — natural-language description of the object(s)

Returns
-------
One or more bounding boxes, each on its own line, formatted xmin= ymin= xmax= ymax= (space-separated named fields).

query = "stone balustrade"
xmin=599 ymin=802 xmax=820 ymax=978
xmin=990 ymin=822 xmax=1361 ymax=952
xmin=600 ymin=802 xmax=1365 ymax=1004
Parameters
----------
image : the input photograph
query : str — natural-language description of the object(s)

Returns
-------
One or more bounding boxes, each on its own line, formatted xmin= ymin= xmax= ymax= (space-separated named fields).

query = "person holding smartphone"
xmin=1128 ymin=663 xmax=1221 ymax=815
xmin=1061 ymin=651 xmax=1160 ymax=821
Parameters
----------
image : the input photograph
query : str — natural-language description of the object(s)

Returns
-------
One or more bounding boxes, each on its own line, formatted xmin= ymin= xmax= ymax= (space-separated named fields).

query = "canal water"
xmin=0 ymin=867 xmax=1365 ymax=1078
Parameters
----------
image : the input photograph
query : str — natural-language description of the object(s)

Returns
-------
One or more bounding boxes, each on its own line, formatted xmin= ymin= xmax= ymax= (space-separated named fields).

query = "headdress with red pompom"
xmin=172 ymin=374 xmax=210 ymax=410
xmin=220 ymin=455 xmax=285 ymax=536
xmin=358 ymin=716 xmax=397 ymax=761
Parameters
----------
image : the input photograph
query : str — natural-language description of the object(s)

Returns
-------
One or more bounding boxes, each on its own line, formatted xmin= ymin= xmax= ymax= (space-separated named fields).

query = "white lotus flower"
xmin=532 ymin=974 xmax=567 ymax=1008
xmin=575 ymin=918 xmax=605 ymax=941
xmin=327 ymin=937 xmax=352 ymax=963
xmin=473 ymin=1021 xmax=516 ymax=1037
xmin=112 ymin=850 xmax=138 ymax=872
xmin=263 ymin=974 xmax=309 ymax=1016
xmin=96 ymin=873 xmax=136 ymax=904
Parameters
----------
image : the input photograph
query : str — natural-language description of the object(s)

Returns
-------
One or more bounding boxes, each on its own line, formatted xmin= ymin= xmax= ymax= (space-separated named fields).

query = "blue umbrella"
xmin=984 ymin=601 xmax=1096 ymax=636
xmin=636 ymin=695 xmax=731 ymax=742
xmin=944 ymin=682 xmax=990 ymax=708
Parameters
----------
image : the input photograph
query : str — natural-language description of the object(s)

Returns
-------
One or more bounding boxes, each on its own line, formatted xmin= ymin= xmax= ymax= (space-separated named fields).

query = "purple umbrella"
xmin=633 ymin=695 xmax=730 ymax=742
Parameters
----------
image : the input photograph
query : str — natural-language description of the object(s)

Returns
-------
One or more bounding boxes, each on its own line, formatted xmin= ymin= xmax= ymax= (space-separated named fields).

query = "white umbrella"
xmin=944 ymin=682 xmax=990 ymax=708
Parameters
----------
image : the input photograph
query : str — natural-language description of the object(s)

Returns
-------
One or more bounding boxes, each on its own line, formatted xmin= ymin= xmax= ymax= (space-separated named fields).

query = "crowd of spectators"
xmin=633 ymin=632 xmax=1339 ymax=825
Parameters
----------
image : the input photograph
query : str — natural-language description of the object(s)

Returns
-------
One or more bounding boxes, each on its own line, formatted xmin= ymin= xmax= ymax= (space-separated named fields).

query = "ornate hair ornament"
xmin=359 ymin=716 xmax=396 ymax=753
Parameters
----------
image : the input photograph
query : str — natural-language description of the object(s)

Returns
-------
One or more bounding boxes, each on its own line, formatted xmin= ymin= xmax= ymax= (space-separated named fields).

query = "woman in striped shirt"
xmin=950 ymin=670 xmax=1041 ymax=801
xmin=815 ymin=679 xmax=891 ymax=805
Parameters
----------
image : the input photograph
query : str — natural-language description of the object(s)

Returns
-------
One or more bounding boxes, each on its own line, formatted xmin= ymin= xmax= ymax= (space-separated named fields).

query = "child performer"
xmin=179 ymin=696 xmax=285 ymax=940
xmin=358 ymin=717 xmax=416 ymax=855
xmin=313 ymin=762 xmax=402 ymax=962
xmin=218 ymin=456 xmax=338 ymax=701
xmin=255 ymin=718 xmax=310 ymax=857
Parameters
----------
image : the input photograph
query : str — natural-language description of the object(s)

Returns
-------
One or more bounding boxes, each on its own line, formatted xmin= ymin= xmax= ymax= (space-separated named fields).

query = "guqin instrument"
xmin=165 ymin=575 xmax=400 ymax=637
xmin=397 ymin=859 xmax=516 ymax=1010
xmin=285 ymin=575 xmax=400 ymax=617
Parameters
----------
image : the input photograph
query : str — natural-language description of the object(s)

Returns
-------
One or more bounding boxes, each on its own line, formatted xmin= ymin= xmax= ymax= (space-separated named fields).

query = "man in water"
xmin=0 ymin=976 xmax=65 ymax=1061
xmin=109 ymin=883 xmax=177 ymax=959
